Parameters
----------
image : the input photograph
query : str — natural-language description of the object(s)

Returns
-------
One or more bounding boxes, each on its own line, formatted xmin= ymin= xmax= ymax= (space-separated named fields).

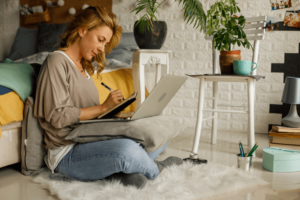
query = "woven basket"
xmin=24 ymin=0 xmax=51 ymax=24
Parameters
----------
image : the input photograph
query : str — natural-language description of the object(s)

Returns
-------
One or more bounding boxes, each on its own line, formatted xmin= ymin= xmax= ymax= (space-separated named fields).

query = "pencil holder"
xmin=237 ymin=154 xmax=252 ymax=171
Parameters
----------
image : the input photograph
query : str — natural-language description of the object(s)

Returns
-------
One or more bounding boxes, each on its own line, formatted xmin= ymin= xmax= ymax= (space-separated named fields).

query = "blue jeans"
xmin=54 ymin=139 xmax=170 ymax=181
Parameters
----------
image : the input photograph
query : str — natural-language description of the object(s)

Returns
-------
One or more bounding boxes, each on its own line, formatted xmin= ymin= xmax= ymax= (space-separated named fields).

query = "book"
xmin=269 ymin=130 xmax=300 ymax=138
xmin=272 ymin=125 xmax=300 ymax=133
xmin=272 ymin=137 xmax=300 ymax=146
xmin=97 ymin=92 xmax=137 ymax=119
xmin=269 ymin=139 xmax=300 ymax=151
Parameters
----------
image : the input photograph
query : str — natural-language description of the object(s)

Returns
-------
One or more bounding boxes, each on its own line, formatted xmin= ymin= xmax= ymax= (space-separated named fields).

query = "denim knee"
xmin=112 ymin=139 xmax=147 ymax=160
xmin=111 ymin=139 xmax=159 ymax=178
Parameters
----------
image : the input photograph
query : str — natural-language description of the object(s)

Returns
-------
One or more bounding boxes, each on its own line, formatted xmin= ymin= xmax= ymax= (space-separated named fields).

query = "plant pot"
xmin=219 ymin=50 xmax=241 ymax=75
xmin=133 ymin=20 xmax=167 ymax=49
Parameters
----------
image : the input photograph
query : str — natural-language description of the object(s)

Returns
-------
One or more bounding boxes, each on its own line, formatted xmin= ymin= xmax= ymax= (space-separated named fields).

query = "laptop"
xmin=79 ymin=74 xmax=188 ymax=123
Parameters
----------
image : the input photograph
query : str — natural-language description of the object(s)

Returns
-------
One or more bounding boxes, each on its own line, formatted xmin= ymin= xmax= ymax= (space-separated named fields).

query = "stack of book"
xmin=269 ymin=126 xmax=300 ymax=150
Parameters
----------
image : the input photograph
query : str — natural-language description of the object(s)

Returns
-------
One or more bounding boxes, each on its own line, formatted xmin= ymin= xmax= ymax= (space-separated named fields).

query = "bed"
xmin=0 ymin=23 xmax=157 ymax=169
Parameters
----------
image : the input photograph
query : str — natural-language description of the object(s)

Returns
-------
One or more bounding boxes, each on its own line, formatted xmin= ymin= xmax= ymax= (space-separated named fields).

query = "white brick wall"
xmin=0 ymin=0 xmax=298 ymax=134
xmin=113 ymin=0 xmax=300 ymax=134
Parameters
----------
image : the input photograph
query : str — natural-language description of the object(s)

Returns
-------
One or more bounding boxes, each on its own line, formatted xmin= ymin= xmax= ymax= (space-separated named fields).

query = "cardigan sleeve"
xmin=34 ymin=54 xmax=81 ymax=129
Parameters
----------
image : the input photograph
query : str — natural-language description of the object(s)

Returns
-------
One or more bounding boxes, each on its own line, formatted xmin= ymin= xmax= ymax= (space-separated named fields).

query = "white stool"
xmin=187 ymin=16 xmax=267 ymax=161
xmin=131 ymin=49 xmax=172 ymax=110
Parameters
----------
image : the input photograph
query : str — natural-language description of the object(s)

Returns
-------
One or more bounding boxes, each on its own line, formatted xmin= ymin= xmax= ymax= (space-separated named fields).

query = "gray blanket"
xmin=65 ymin=116 xmax=184 ymax=153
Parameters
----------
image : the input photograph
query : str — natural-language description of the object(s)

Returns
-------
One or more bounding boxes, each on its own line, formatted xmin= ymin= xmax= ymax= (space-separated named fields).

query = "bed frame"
xmin=0 ymin=121 xmax=22 ymax=168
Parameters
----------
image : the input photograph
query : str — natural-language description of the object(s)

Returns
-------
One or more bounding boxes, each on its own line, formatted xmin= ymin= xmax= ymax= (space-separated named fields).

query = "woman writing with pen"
xmin=34 ymin=6 xmax=182 ymax=189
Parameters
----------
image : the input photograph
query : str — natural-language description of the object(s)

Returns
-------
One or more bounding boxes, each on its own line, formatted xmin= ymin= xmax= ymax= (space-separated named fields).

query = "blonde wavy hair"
xmin=58 ymin=6 xmax=122 ymax=77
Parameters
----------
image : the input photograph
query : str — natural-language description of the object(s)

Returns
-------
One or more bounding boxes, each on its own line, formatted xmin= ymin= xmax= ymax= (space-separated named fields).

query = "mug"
xmin=233 ymin=60 xmax=258 ymax=76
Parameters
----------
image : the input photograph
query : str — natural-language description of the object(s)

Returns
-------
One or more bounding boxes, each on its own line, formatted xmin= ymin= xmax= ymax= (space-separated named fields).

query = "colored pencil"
xmin=239 ymin=141 xmax=244 ymax=157
xmin=246 ymin=143 xmax=258 ymax=157
xmin=240 ymin=140 xmax=245 ymax=156
xmin=248 ymin=144 xmax=259 ymax=157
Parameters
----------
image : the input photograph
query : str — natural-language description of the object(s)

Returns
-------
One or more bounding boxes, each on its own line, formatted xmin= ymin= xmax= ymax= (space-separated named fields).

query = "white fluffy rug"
xmin=31 ymin=162 xmax=268 ymax=200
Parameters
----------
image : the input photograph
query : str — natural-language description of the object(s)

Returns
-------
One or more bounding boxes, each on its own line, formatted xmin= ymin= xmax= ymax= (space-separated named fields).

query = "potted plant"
xmin=131 ymin=0 xmax=206 ymax=49
xmin=206 ymin=0 xmax=253 ymax=74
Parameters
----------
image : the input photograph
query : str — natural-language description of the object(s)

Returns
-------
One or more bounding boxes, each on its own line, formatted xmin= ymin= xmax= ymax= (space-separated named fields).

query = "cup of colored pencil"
xmin=237 ymin=141 xmax=258 ymax=171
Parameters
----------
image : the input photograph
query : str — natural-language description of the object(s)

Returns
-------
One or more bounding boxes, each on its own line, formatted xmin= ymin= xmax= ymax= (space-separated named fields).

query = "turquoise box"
xmin=263 ymin=147 xmax=300 ymax=172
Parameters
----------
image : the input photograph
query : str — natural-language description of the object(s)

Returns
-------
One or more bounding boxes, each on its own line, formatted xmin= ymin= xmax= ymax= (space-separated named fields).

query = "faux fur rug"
xmin=31 ymin=162 xmax=268 ymax=200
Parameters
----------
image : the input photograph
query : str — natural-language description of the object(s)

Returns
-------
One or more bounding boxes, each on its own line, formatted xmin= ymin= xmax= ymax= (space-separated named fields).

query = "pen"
xmin=101 ymin=82 xmax=125 ymax=100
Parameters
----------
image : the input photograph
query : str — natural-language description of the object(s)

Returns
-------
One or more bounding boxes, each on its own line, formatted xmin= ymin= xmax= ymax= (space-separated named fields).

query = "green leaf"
xmin=225 ymin=43 xmax=229 ymax=50
xmin=242 ymin=31 xmax=246 ymax=38
xmin=246 ymin=43 xmax=250 ymax=49
xmin=222 ymin=10 xmax=226 ymax=18
xmin=237 ymin=30 xmax=241 ymax=38
xmin=175 ymin=0 xmax=207 ymax=33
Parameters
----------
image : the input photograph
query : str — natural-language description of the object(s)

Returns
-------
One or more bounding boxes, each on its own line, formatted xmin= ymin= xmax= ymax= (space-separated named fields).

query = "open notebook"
xmin=97 ymin=91 xmax=137 ymax=119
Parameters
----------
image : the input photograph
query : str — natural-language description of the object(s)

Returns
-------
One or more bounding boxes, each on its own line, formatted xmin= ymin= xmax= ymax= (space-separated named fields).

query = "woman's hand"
xmin=79 ymin=90 xmax=124 ymax=121
xmin=102 ymin=90 xmax=124 ymax=111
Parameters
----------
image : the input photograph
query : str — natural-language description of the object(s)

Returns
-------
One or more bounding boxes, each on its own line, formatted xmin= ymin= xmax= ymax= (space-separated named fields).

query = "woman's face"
xmin=78 ymin=25 xmax=113 ymax=60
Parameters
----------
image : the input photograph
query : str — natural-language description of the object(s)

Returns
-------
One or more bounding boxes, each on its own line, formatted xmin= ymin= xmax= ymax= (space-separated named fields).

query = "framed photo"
xmin=265 ymin=16 xmax=280 ymax=31
xmin=284 ymin=10 xmax=300 ymax=28
xmin=270 ymin=0 xmax=298 ymax=11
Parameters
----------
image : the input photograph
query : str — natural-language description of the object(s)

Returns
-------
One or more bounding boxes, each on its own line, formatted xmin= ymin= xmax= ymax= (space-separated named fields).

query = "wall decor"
xmin=265 ymin=16 xmax=280 ymax=31
xmin=269 ymin=0 xmax=299 ymax=11
xmin=284 ymin=10 xmax=300 ymax=28
xmin=22 ymin=0 xmax=51 ymax=25
xmin=269 ymin=43 xmax=300 ymax=130
xmin=20 ymin=0 xmax=112 ymax=28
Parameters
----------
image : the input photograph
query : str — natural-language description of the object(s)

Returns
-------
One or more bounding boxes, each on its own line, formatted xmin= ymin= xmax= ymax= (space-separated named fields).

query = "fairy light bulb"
xmin=82 ymin=3 xmax=89 ymax=10
xmin=69 ymin=7 xmax=76 ymax=15
xmin=57 ymin=0 xmax=65 ymax=6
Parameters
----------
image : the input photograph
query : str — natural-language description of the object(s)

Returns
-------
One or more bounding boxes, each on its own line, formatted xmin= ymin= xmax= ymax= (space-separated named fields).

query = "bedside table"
xmin=131 ymin=49 xmax=172 ymax=110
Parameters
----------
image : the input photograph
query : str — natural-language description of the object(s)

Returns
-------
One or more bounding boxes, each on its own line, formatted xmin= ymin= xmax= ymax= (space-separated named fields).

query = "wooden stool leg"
xmin=211 ymin=81 xmax=218 ymax=145
xmin=247 ymin=79 xmax=256 ymax=157
xmin=190 ymin=77 xmax=205 ymax=158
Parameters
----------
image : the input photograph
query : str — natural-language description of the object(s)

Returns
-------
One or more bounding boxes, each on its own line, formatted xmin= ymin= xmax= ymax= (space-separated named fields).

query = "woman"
xmin=34 ymin=6 xmax=182 ymax=189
